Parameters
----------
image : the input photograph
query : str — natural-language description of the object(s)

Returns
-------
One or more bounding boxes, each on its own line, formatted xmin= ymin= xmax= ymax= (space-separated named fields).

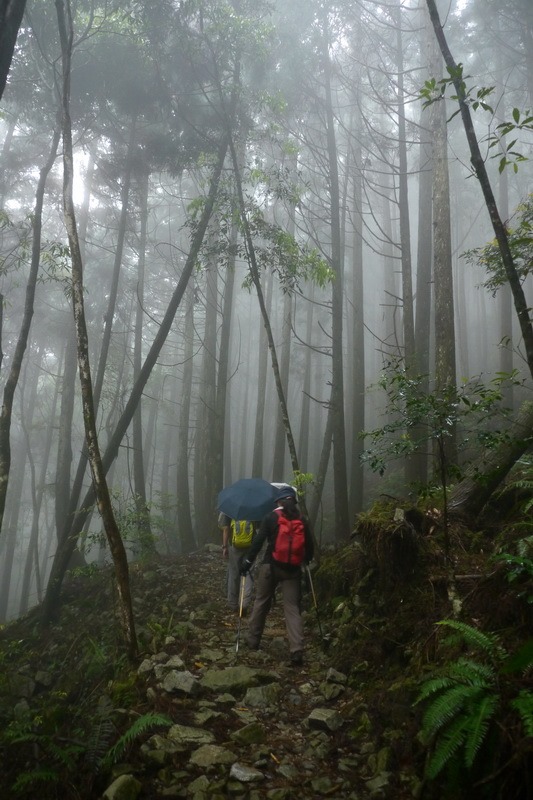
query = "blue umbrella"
xmin=218 ymin=478 xmax=278 ymax=521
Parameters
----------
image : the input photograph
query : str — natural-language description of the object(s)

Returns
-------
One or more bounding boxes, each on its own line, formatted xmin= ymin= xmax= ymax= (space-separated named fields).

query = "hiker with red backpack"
xmin=239 ymin=486 xmax=314 ymax=666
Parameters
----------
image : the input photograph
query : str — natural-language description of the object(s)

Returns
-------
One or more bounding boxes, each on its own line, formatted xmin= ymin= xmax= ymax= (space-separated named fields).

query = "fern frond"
xmin=463 ymin=694 xmax=498 ymax=767
xmin=421 ymin=684 xmax=483 ymax=739
xmin=101 ymin=712 xmax=171 ymax=771
xmin=438 ymin=620 xmax=504 ymax=658
xmin=415 ymin=675 xmax=457 ymax=704
xmin=425 ymin=714 xmax=469 ymax=780
xmin=511 ymin=690 xmax=533 ymax=737
xmin=86 ymin=718 xmax=115 ymax=766
xmin=449 ymin=657 xmax=495 ymax=686
xmin=12 ymin=768 xmax=59 ymax=792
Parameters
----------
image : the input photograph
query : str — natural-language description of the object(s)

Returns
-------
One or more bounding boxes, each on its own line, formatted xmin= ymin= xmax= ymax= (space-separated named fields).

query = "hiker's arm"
xmin=304 ymin=521 xmax=314 ymax=564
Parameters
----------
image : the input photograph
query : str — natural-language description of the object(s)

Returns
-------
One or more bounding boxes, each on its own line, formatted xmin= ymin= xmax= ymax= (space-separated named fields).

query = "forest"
xmin=0 ymin=0 xmax=532 ymax=797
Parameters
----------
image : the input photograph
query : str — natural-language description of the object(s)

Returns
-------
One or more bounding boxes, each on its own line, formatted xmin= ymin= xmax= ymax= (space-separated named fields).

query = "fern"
xmin=416 ymin=620 xmax=530 ymax=789
xmin=421 ymin=684 xmax=484 ymax=740
xmin=425 ymin=714 xmax=469 ymax=780
xmin=438 ymin=620 xmax=505 ymax=658
xmin=463 ymin=694 xmax=499 ymax=767
xmin=511 ymin=690 xmax=533 ymax=737
xmin=101 ymin=712 xmax=171 ymax=771
xmin=12 ymin=768 xmax=59 ymax=792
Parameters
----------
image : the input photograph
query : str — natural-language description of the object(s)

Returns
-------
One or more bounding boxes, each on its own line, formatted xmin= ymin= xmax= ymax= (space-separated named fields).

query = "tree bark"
xmin=54 ymin=0 xmax=138 ymax=661
xmin=425 ymin=0 xmax=533 ymax=380
xmin=41 ymin=133 xmax=230 ymax=623
xmin=0 ymin=0 xmax=27 ymax=100
xmin=0 ymin=125 xmax=60 ymax=538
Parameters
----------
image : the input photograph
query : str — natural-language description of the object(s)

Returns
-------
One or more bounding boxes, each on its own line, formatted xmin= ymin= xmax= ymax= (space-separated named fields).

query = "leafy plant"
xmin=100 ymin=712 xmax=172 ymax=772
xmin=464 ymin=194 xmax=533 ymax=294
xmin=415 ymin=620 xmax=533 ymax=790
xmin=493 ymin=536 xmax=533 ymax=605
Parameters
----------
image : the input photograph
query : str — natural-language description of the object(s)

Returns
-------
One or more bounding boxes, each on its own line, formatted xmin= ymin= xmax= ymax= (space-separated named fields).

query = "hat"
xmin=276 ymin=486 xmax=297 ymax=502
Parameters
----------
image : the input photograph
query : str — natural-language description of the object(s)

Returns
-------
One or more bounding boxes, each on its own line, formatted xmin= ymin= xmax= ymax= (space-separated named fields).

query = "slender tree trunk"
xmin=252 ymin=269 xmax=272 ymax=477
xmin=0 ymin=437 xmax=25 ymax=621
xmin=194 ymin=221 xmax=219 ymax=541
xmin=214 ymin=205 xmax=238 ymax=490
xmin=425 ymin=0 xmax=533 ymax=379
xmin=0 ymin=126 xmax=60 ymax=539
xmin=132 ymin=166 xmax=154 ymax=554
xmin=431 ymin=43 xmax=457 ymax=465
xmin=322 ymin=21 xmax=350 ymax=539
xmin=20 ymin=346 xmax=58 ymax=614
xmin=42 ymin=129 xmax=229 ymax=623
xmin=54 ymin=0 xmax=137 ymax=660
xmin=176 ymin=284 xmax=196 ymax=552
xmin=0 ymin=0 xmax=27 ymax=100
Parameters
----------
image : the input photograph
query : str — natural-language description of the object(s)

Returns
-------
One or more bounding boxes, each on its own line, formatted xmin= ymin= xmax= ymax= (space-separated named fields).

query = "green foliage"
xmin=101 ymin=712 xmax=171 ymax=771
xmin=493 ymin=535 xmax=533 ymax=605
xmin=415 ymin=620 xmax=533 ymax=786
xmin=464 ymin=194 xmax=533 ymax=293
xmin=419 ymin=66 xmax=532 ymax=173
xmin=361 ymin=358 xmax=517 ymax=479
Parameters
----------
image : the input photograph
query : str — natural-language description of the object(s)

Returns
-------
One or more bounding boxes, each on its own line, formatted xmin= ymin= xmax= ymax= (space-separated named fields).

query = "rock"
xmin=242 ymin=683 xmax=281 ymax=708
xmin=194 ymin=708 xmax=222 ymax=726
xmin=137 ymin=658 xmax=153 ymax=676
xmin=277 ymin=763 xmax=299 ymax=780
xmin=161 ymin=669 xmax=199 ymax=695
xmin=189 ymin=744 xmax=236 ymax=767
xmin=230 ymin=721 xmax=266 ymax=745
xmin=319 ymin=682 xmax=344 ymax=701
xmin=366 ymin=771 xmax=391 ymax=794
xmin=167 ymin=723 xmax=215 ymax=746
xmin=165 ymin=654 xmax=186 ymax=669
xmin=34 ymin=670 xmax=52 ymax=686
xmin=307 ymin=708 xmax=343 ymax=732
xmin=199 ymin=665 xmax=261 ymax=694
xmin=229 ymin=762 xmax=265 ymax=782
xmin=326 ymin=667 xmax=347 ymax=684
xmin=310 ymin=776 xmax=336 ymax=794
xmin=102 ymin=774 xmax=142 ymax=800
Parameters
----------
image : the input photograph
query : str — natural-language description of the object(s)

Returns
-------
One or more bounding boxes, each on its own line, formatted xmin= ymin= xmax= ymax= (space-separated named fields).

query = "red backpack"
xmin=271 ymin=509 xmax=306 ymax=566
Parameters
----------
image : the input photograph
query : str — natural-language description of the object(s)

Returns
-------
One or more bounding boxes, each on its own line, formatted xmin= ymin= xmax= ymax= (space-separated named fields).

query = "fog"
xmin=0 ymin=0 xmax=532 ymax=621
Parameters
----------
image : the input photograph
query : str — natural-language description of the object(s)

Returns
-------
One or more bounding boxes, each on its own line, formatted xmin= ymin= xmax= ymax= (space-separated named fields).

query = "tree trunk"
xmin=425 ymin=0 xmax=533 ymax=379
xmin=252 ymin=269 xmax=272 ymax=478
xmin=322 ymin=19 xmax=350 ymax=539
xmin=0 ymin=0 xmax=27 ymax=100
xmin=0 ymin=126 xmax=60 ymax=538
xmin=132 ymin=165 xmax=154 ymax=554
xmin=176 ymin=283 xmax=196 ymax=553
xmin=431 ymin=41 xmax=457 ymax=466
xmin=55 ymin=0 xmax=138 ymax=661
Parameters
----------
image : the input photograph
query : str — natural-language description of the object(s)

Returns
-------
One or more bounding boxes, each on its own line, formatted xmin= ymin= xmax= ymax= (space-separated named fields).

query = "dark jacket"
xmin=246 ymin=507 xmax=314 ymax=569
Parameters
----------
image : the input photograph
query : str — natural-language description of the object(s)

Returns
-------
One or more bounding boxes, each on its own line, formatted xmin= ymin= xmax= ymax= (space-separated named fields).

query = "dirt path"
xmin=123 ymin=549 xmax=398 ymax=799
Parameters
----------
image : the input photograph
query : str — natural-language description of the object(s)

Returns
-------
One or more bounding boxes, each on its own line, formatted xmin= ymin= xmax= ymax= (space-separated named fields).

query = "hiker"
xmin=218 ymin=512 xmax=257 ymax=612
xmin=239 ymin=486 xmax=314 ymax=666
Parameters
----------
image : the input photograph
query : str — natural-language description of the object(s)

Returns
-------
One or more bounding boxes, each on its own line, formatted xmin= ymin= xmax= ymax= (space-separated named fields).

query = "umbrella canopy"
xmin=218 ymin=478 xmax=278 ymax=521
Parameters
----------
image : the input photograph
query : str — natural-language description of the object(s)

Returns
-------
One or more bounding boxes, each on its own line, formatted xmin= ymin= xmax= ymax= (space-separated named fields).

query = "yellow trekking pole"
xmin=235 ymin=575 xmax=246 ymax=657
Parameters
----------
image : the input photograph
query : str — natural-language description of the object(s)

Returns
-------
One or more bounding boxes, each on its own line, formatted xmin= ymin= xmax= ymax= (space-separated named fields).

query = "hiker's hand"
xmin=240 ymin=559 xmax=252 ymax=576
xmin=222 ymin=545 xmax=229 ymax=559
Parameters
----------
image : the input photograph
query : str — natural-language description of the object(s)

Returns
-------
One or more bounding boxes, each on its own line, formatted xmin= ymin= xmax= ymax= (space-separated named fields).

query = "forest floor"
xmin=0 ymin=508 xmax=531 ymax=799
xmin=0 ymin=545 xmax=424 ymax=800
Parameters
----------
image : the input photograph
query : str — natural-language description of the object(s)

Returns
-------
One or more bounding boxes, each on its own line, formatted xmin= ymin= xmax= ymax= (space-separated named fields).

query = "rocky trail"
xmin=1 ymin=547 xmax=418 ymax=800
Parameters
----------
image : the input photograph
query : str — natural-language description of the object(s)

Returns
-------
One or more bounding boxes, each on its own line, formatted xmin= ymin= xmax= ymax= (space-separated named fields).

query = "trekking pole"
xmin=235 ymin=575 xmax=246 ymax=657
xmin=306 ymin=565 xmax=329 ymax=648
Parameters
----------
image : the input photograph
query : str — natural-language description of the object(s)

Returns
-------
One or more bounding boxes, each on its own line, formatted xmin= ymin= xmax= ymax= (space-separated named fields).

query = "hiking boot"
xmin=290 ymin=650 xmax=303 ymax=666
xmin=245 ymin=638 xmax=260 ymax=651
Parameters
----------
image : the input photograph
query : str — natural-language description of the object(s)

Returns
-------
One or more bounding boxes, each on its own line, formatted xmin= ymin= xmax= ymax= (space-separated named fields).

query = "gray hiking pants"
xmin=246 ymin=562 xmax=303 ymax=655
xmin=227 ymin=545 xmax=254 ymax=610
